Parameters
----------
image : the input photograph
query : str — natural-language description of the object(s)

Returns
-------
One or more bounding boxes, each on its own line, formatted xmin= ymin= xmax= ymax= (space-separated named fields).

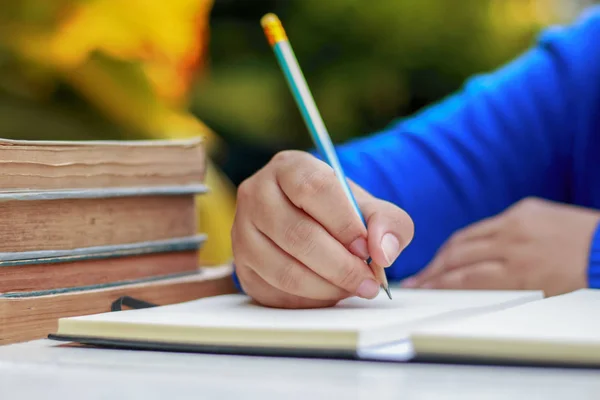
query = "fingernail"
xmin=401 ymin=278 xmax=418 ymax=288
xmin=349 ymin=237 xmax=369 ymax=259
xmin=381 ymin=233 xmax=400 ymax=265
xmin=357 ymin=279 xmax=380 ymax=299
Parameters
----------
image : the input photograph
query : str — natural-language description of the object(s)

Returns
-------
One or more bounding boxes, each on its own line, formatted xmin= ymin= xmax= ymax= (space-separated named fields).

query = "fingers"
xmin=257 ymin=181 xmax=379 ymax=298
xmin=240 ymin=172 xmax=380 ymax=299
xmin=275 ymin=152 xmax=369 ymax=259
xmin=233 ymin=219 xmax=349 ymax=301
xmin=402 ymin=216 xmax=504 ymax=288
xmin=360 ymin=197 xmax=414 ymax=268
xmin=418 ymin=262 xmax=508 ymax=290
xmin=408 ymin=238 xmax=504 ymax=287
xmin=235 ymin=262 xmax=340 ymax=309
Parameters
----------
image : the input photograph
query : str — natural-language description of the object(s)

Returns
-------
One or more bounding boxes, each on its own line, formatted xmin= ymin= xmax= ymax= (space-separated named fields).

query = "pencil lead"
xmin=382 ymin=285 xmax=392 ymax=300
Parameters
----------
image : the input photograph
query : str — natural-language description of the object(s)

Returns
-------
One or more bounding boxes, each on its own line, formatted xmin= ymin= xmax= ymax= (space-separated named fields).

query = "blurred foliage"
xmin=0 ymin=0 xmax=216 ymax=144
xmin=192 ymin=0 xmax=584 ymax=185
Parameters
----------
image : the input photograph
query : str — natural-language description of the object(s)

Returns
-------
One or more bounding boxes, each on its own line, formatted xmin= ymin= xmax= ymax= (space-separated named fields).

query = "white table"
xmin=0 ymin=339 xmax=598 ymax=400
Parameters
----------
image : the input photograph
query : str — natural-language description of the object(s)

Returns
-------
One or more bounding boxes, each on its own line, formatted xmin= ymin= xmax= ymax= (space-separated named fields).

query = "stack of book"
xmin=0 ymin=137 xmax=235 ymax=345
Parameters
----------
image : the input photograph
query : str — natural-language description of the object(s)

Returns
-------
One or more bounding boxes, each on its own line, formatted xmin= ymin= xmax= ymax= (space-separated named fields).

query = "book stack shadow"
xmin=0 ymin=137 xmax=236 ymax=345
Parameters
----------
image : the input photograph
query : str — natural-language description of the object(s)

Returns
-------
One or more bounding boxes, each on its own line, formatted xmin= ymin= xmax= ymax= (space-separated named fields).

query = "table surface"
xmin=0 ymin=339 xmax=598 ymax=400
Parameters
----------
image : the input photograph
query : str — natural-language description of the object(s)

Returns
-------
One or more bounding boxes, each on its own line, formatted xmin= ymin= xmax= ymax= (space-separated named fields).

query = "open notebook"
xmin=49 ymin=288 xmax=542 ymax=360
xmin=409 ymin=289 xmax=600 ymax=367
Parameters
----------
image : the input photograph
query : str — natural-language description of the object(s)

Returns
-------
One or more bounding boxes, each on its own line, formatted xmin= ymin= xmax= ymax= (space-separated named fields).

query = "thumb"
xmin=362 ymin=199 xmax=414 ymax=268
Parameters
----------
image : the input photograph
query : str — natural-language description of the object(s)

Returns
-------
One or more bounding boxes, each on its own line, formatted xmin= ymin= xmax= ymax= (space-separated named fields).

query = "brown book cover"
xmin=0 ymin=194 xmax=197 ymax=252
xmin=0 ymin=250 xmax=200 ymax=293
xmin=0 ymin=137 xmax=206 ymax=190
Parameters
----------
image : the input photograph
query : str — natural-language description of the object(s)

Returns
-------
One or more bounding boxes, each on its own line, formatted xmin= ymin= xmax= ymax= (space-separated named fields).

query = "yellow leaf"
xmin=61 ymin=52 xmax=220 ymax=151
xmin=48 ymin=0 xmax=213 ymax=103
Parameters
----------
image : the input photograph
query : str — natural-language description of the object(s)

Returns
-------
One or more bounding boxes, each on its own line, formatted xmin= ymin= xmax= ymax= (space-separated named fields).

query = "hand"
xmin=231 ymin=150 xmax=414 ymax=309
xmin=403 ymin=198 xmax=600 ymax=296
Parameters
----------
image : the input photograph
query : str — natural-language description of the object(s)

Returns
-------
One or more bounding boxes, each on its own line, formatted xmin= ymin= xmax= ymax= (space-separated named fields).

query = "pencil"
xmin=260 ymin=13 xmax=391 ymax=299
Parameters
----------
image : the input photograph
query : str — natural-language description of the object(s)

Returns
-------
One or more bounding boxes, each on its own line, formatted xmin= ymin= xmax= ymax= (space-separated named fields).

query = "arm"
xmin=333 ymin=7 xmax=600 ymax=282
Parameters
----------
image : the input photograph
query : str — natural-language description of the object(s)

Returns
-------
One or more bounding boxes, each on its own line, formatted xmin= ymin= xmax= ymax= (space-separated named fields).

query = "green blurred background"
xmin=197 ymin=0 xmax=595 ymax=185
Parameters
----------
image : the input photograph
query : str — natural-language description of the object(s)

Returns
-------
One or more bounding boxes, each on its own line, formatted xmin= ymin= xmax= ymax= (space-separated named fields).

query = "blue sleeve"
xmin=332 ymin=7 xmax=600 ymax=281
xmin=588 ymin=223 xmax=600 ymax=289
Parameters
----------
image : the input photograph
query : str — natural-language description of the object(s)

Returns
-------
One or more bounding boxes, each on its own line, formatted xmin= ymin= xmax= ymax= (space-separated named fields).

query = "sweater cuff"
xmin=231 ymin=264 xmax=245 ymax=293
xmin=587 ymin=220 xmax=600 ymax=289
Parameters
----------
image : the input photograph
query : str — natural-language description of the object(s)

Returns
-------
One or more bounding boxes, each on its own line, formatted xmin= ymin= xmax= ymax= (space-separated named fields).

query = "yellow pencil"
xmin=260 ymin=13 xmax=391 ymax=299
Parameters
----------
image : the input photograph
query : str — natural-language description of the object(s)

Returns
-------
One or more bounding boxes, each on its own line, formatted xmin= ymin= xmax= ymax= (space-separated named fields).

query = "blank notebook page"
xmin=410 ymin=289 xmax=600 ymax=363
xmin=413 ymin=289 xmax=600 ymax=340
xmin=56 ymin=289 xmax=543 ymax=349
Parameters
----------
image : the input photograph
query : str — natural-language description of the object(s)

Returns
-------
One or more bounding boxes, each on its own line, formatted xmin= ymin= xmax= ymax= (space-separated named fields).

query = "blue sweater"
xmin=233 ymin=6 xmax=600 ymax=290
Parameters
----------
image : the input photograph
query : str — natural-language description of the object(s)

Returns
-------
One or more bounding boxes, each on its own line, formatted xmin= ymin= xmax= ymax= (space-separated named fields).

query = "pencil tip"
xmin=382 ymin=285 xmax=392 ymax=300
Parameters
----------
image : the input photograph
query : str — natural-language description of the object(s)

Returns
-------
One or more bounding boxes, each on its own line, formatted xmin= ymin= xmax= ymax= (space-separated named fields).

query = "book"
xmin=0 ymin=193 xmax=199 ymax=252
xmin=0 ymin=251 xmax=199 ymax=293
xmin=409 ymin=289 xmax=600 ymax=367
xmin=0 ymin=236 xmax=205 ymax=294
xmin=0 ymin=137 xmax=206 ymax=190
xmin=0 ymin=265 xmax=235 ymax=345
xmin=49 ymin=289 xmax=542 ymax=358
